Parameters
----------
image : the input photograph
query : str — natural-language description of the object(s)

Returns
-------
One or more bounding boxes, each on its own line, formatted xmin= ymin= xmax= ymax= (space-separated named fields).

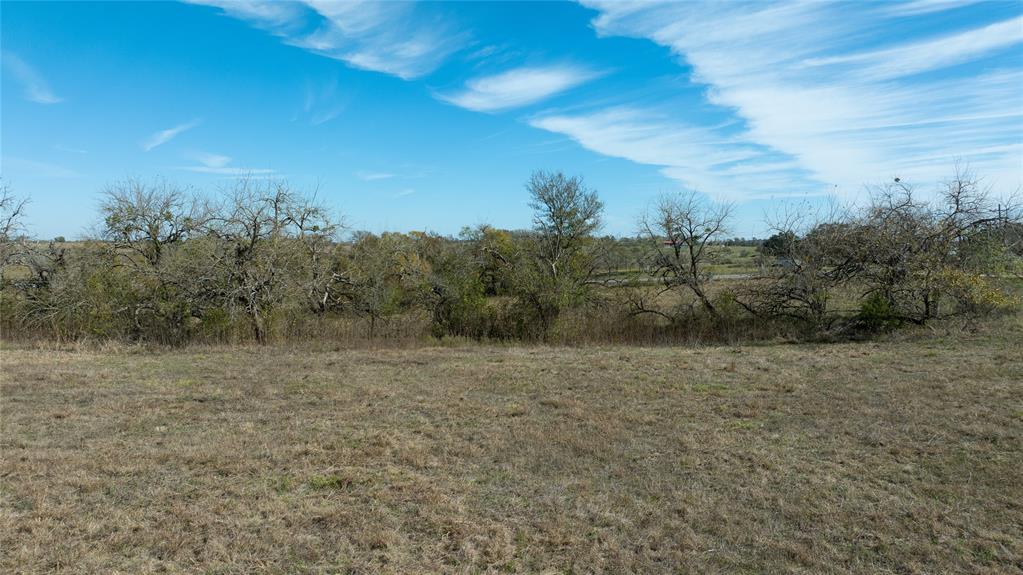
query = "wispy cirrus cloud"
xmin=183 ymin=0 xmax=305 ymax=29
xmin=356 ymin=171 xmax=396 ymax=181
xmin=177 ymin=151 xmax=275 ymax=176
xmin=580 ymin=1 xmax=1023 ymax=198
xmin=183 ymin=166 xmax=276 ymax=176
xmin=188 ymin=0 xmax=465 ymax=80
xmin=53 ymin=145 xmax=88 ymax=155
xmin=301 ymin=77 xmax=345 ymax=125
xmin=441 ymin=65 xmax=601 ymax=112
xmin=194 ymin=152 xmax=231 ymax=169
xmin=801 ymin=15 xmax=1023 ymax=81
xmin=530 ymin=106 xmax=815 ymax=199
xmin=142 ymin=119 xmax=201 ymax=151
xmin=355 ymin=164 xmax=436 ymax=181
xmin=1 ymin=51 xmax=62 ymax=104
xmin=880 ymin=0 xmax=985 ymax=17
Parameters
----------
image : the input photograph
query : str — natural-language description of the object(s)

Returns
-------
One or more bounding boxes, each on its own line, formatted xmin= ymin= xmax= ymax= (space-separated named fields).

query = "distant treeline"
xmin=1 ymin=168 xmax=1020 ymax=345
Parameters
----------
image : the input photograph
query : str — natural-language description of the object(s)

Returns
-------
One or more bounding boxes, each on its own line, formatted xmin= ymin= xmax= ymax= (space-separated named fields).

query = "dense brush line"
xmin=1 ymin=168 xmax=1021 ymax=345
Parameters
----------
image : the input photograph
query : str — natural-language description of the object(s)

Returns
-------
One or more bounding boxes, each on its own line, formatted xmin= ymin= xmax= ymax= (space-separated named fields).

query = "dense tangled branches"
xmin=738 ymin=167 xmax=1021 ymax=333
xmin=1 ymin=167 xmax=1019 ymax=345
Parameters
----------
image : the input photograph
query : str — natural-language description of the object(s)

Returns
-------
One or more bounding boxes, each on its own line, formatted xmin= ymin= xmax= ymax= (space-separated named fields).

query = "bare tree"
xmin=736 ymin=200 xmax=861 ymax=331
xmin=99 ymin=178 xmax=207 ymax=269
xmin=202 ymin=178 xmax=341 ymax=343
xmin=282 ymin=188 xmax=345 ymax=314
xmin=0 ymin=182 xmax=28 ymax=242
xmin=0 ymin=182 xmax=30 ymax=281
xmin=93 ymin=178 xmax=213 ymax=338
xmin=740 ymin=166 xmax=1020 ymax=331
xmin=857 ymin=165 xmax=1021 ymax=323
xmin=639 ymin=191 xmax=733 ymax=317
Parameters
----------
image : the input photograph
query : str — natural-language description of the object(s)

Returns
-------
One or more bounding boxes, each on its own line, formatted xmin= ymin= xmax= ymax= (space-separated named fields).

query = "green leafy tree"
xmin=516 ymin=170 xmax=604 ymax=337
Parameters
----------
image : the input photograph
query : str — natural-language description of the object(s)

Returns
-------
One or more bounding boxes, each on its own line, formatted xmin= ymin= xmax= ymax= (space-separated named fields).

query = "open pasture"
xmin=2 ymin=323 xmax=1021 ymax=573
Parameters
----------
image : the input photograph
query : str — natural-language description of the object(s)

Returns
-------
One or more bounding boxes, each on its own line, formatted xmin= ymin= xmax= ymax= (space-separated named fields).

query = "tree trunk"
xmin=251 ymin=310 xmax=267 ymax=344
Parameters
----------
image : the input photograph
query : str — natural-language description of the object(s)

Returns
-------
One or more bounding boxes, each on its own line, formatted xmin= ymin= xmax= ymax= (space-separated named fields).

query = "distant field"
xmin=2 ymin=322 xmax=1021 ymax=573
xmin=591 ymin=245 xmax=762 ymax=282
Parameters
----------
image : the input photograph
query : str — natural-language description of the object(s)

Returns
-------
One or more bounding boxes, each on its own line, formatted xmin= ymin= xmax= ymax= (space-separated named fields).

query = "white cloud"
xmin=195 ymin=152 xmax=231 ymax=169
xmin=178 ymin=152 xmax=274 ymax=176
xmin=441 ymin=65 xmax=601 ymax=112
xmin=355 ymin=165 xmax=435 ymax=180
xmin=301 ymin=78 xmax=345 ymax=125
xmin=356 ymin=171 xmax=395 ymax=181
xmin=582 ymin=1 xmax=1023 ymax=199
xmin=801 ymin=15 xmax=1023 ymax=81
xmin=879 ymin=0 xmax=984 ymax=17
xmin=1 ymin=52 xmax=62 ymax=104
xmin=529 ymin=106 xmax=815 ymax=199
xmin=182 ymin=166 xmax=276 ymax=176
xmin=188 ymin=0 xmax=465 ymax=80
xmin=142 ymin=119 xmax=201 ymax=151
xmin=531 ymin=108 xmax=748 ymax=169
xmin=53 ymin=145 xmax=87 ymax=154
xmin=183 ymin=0 xmax=304 ymax=29
xmin=394 ymin=188 xmax=415 ymax=198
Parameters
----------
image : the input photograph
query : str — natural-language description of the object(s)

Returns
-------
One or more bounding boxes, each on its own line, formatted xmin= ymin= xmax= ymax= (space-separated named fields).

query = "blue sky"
xmin=2 ymin=0 xmax=1021 ymax=240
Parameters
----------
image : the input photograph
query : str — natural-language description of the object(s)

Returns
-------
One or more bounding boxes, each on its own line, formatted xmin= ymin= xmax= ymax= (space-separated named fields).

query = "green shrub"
xmin=711 ymin=290 xmax=743 ymax=321
xmin=199 ymin=307 xmax=233 ymax=343
xmin=858 ymin=292 xmax=901 ymax=333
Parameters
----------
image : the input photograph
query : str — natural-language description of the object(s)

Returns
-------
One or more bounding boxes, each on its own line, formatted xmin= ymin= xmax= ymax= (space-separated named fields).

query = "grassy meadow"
xmin=3 ymin=4 xmax=1021 ymax=573
xmin=2 ymin=316 xmax=1021 ymax=573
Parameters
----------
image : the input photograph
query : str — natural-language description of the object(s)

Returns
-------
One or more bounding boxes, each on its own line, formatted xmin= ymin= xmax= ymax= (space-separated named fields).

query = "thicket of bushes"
xmin=1 ymin=168 xmax=1020 ymax=345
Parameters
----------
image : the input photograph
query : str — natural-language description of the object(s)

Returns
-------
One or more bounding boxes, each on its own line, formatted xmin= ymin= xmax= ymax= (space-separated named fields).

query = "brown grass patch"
xmin=2 ymin=328 xmax=1021 ymax=573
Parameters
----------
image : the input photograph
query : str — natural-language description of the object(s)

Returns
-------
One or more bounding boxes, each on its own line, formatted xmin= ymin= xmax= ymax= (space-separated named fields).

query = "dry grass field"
xmin=2 ymin=321 xmax=1022 ymax=573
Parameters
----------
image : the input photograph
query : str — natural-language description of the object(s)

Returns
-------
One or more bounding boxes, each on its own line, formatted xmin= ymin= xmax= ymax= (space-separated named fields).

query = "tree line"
xmin=1 ymin=168 xmax=1020 ymax=345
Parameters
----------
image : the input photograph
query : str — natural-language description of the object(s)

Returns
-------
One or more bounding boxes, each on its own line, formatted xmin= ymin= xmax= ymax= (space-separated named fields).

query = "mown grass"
xmin=2 ymin=320 xmax=1021 ymax=573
